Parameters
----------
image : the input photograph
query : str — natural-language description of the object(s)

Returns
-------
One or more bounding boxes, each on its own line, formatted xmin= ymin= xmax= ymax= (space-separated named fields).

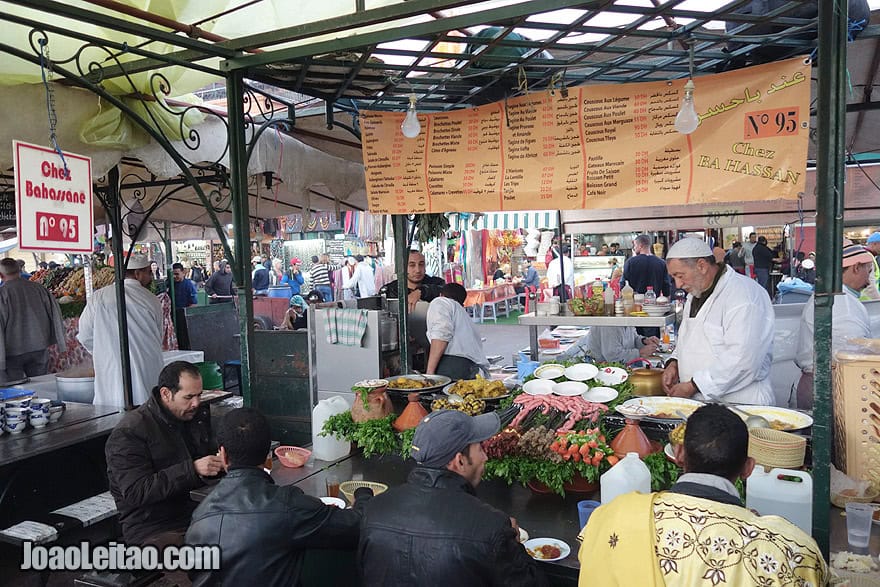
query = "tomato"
xmin=591 ymin=453 xmax=602 ymax=466
xmin=588 ymin=440 xmax=598 ymax=449
xmin=606 ymin=455 xmax=619 ymax=466
xmin=550 ymin=441 xmax=560 ymax=452
xmin=579 ymin=444 xmax=591 ymax=457
xmin=573 ymin=452 xmax=581 ymax=462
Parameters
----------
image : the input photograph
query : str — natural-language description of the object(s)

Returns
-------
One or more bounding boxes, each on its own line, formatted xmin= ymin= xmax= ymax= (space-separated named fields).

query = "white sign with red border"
xmin=14 ymin=141 xmax=94 ymax=253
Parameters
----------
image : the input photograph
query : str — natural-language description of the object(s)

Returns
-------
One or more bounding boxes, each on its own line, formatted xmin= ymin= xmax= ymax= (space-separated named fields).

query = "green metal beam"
xmin=392 ymin=215 xmax=411 ymax=374
xmin=7 ymin=0 xmax=236 ymax=57
xmin=226 ymin=70 xmax=255 ymax=404
xmin=812 ymin=0 xmax=849 ymax=558
xmin=222 ymin=0 xmax=603 ymax=72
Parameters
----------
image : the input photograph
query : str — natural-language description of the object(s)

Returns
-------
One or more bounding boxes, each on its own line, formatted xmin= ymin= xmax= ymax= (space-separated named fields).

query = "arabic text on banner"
xmin=361 ymin=57 xmax=811 ymax=213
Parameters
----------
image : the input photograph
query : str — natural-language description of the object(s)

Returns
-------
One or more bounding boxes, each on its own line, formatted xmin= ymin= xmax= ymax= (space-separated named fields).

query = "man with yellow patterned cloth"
xmin=577 ymin=404 xmax=826 ymax=586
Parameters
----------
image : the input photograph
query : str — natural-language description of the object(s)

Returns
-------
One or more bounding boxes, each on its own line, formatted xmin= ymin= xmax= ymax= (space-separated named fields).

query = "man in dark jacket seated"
xmin=358 ymin=410 xmax=547 ymax=586
xmin=105 ymin=361 xmax=223 ymax=547
xmin=381 ymin=250 xmax=446 ymax=312
xmin=186 ymin=408 xmax=373 ymax=586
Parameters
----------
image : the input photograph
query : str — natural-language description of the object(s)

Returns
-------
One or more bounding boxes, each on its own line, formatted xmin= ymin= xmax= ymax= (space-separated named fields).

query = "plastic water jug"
xmin=312 ymin=396 xmax=352 ymax=461
xmin=600 ymin=452 xmax=651 ymax=504
xmin=746 ymin=468 xmax=812 ymax=534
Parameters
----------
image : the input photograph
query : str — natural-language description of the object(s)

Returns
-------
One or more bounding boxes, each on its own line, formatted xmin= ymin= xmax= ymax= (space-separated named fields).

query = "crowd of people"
xmin=97 ymin=360 xmax=825 ymax=586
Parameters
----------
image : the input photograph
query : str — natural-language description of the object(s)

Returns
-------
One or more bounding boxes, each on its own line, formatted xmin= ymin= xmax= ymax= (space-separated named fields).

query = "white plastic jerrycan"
xmin=600 ymin=452 xmax=651 ymax=505
xmin=312 ymin=396 xmax=352 ymax=461
xmin=746 ymin=468 xmax=812 ymax=535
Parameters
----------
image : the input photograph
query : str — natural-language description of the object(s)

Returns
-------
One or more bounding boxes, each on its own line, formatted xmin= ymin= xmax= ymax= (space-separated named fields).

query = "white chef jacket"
xmin=670 ymin=267 xmax=775 ymax=405
xmin=77 ymin=279 xmax=164 ymax=408
xmin=426 ymin=297 xmax=488 ymax=371
xmin=546 ymin=256 xmax=574 ymax=289
xmin=795 ymin=287 xmax=871 ymax=373
xmin=343 ymin=263 xmax=377 ymax=297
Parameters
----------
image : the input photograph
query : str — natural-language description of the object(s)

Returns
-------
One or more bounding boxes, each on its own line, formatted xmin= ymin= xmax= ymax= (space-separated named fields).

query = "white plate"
xmin=320 ymin=497 xmax=346 ymax=509
xmin=552 ymin=381 xmax=589 ymax=396
xmin=734 ymin=405 xmax=814 ymax=431
xmin=595 ymin=366 xmax=629 ymax=386
xmin=503 ymin=375 xmax=521 ymax=390
xmin=534 ymin=364 xmax=565 ymax=380
xmin=540 ymin=348 xmax=564 ymax=355
xmin=616 ymin=397 xmax=703 ymax=420
xmin=582 ymin=386 xmax=618 ymax=403
xmin=664 ymin=443 xmax=676 ymax=461
xmin=564 ymin=363 xmax=599 ymax=382
xmin=524 ymin=538 xmax=571 ymax=562
xmin=523 ymin=379 xmax=555 ymax=395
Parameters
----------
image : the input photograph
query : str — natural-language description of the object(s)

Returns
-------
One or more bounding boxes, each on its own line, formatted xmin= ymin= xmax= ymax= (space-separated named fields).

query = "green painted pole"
xmin=392 ymin=214 xmax=411 ymax=374
xmin=107 ymin=166 xmax=135 ymax=410
xmin=226 ymin=70 xmax=255 ymax=403
xmin=164 ymin=221 xmax=176 ymax=329
xmin=812 ymin=0 xmax=848 ymax=557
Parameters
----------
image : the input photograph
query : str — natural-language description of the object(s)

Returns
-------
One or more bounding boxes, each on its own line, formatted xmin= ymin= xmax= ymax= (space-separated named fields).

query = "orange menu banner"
xmin=361 ymin=57 xmax=811 ymax=214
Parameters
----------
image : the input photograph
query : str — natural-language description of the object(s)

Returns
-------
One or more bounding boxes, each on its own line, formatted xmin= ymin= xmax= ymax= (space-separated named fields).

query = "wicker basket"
xmin=833 ymin=350 xmax=880 ymax=493
xmin=748 ymin=428 xmax=806 ymax=469
xmin=339 ymin=481 xmax=388 ymax=503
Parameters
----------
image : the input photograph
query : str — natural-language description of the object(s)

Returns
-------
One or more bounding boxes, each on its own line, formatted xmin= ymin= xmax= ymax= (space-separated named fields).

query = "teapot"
xmin=626 ymin=359 xmax=665 ymax=397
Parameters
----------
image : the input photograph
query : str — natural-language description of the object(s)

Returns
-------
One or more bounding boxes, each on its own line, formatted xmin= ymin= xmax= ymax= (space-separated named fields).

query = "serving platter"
xmin=442 ymin=381 xmax=509 ymax=401
xmin=616 ymin=397 xmax=703 ymax=420
xmin=735 ymin=405 xmax=813 ymax=431
xmin=595 ymin=366 xmax=628 ymax=386
xmin=385 ymin=374 xmax=451 ymax=393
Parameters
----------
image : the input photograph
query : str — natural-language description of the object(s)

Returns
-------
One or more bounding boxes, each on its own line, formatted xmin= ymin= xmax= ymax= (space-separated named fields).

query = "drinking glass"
xmin=845 ymin=502 xmax=873 ymax=549
xmin=326 ymin=475 xmax=340 ymax=498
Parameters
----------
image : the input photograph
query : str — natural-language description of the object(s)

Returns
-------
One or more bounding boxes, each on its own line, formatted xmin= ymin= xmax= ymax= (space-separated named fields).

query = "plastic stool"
xmin=222 ymin=360 xmax=242 ymax=395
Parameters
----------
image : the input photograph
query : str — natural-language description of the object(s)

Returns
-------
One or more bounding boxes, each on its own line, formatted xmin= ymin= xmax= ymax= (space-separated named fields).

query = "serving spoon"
xmin=726 ymin=404 xmax=770 ymax=429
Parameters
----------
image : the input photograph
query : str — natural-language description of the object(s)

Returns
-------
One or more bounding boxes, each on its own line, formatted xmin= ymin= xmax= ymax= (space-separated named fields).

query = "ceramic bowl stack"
xmin=643 ymin=303 xmax=672 ymax=317
xmin=1 ymin=393 xmax=64 ymax=434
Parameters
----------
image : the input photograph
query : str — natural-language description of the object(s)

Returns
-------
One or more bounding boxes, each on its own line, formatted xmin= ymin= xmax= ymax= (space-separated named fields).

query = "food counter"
xmin=518 ymin=312 xmax=676 ymax=360
xmin=572 ymin=255 xmax=624 ymax=285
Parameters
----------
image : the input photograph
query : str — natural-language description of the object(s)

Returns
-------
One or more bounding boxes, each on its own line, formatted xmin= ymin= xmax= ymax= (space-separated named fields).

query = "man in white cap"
xmin=662 ymin=238 xmax=775 ymax=405
xmin=858 ymin=231 xmax=880 ymax=301
xmin=358 ymin=410 xmax=546 ymax=586
xmin=794 ymin=243 xmax=876 ymax=409
xmin=78 ymin=253 xmax=164 ymax=407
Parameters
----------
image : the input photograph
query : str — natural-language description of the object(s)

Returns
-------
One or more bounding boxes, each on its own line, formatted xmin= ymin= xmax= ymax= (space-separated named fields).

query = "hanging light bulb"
xmin=401 ymin=94 xmax=421 ymax=138
xmin=674 ymin=79 xmax=699 ymax=134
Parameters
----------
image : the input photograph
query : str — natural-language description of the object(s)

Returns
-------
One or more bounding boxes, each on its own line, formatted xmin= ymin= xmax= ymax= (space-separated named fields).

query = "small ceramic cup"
xmin=29 ymin=411 xmax=49 ymax=428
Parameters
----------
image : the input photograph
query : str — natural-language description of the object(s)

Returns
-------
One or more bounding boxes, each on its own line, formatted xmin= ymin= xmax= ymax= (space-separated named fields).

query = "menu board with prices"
xmin=362 ymin=57 xmax=811 ymax=213
xmin=0 ymin=188 xmax=14 ymax=229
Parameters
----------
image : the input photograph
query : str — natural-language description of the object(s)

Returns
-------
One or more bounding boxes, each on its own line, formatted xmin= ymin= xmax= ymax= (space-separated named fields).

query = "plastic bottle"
xmin=312 ymin=396 xmax=352 ymax=461
xmin=746 ymin=468 xmax=813 ymax=534
xmin=603 ymin=285 xmax=615 ymax=316
xmin=592 ymin=278 xmax=605 ymax=315
xmin=644 ymin=286 xmax=657 ymax=306
xmin=600 ymin=452 xmax=651 ymax=505
xmin=621 ymin=281 xmax=634 ymax=316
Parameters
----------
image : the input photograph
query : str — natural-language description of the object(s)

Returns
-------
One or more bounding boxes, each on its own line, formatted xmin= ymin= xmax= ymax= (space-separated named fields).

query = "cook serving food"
xmin=661 ymin=238 xmax=775 ymax=405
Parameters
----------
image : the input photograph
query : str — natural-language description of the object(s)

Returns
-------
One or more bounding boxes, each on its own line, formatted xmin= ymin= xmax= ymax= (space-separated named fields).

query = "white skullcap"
xmin=666 ymin=238 xmax=713 ymax=259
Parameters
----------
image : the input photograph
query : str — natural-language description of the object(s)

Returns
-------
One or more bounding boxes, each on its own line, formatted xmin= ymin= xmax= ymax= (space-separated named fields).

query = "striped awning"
xmin=453 ymin=211 xmax=558 ymax=232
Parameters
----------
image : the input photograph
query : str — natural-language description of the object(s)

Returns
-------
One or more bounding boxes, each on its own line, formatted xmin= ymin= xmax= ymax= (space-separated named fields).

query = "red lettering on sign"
xmin=35 ymin=212 xmax=78 ymax=243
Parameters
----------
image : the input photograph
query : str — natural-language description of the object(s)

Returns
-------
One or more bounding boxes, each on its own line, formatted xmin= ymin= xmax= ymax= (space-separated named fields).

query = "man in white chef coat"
xmin=78 ymin=253 xmax=164 ymax=407
xmin=662 ymin=238 xmax=775 ymax=405
xmin=794 ymin=243 xmax=876 ymax=409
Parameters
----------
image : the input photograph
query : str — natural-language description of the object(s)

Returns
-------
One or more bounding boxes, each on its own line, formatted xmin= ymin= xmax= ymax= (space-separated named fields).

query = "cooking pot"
xmin=626 ymin=360 xmax=665 ymax=396
xmin=378 ymin=311 xmax=399 ymax=351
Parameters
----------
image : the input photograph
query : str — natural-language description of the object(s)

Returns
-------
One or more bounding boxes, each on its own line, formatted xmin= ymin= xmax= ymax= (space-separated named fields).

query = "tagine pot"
xmin=351 ymin=387 xmax=392 ymax=423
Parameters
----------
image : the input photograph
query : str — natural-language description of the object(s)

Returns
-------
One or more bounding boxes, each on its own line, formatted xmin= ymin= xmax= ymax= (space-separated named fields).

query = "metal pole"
xmin=226 ymin=70 xmax=255 ymax=403
xmin=392 ymin=214 xmax=411 ymax=373
xmin=164 ymin=221 xmax=176 ymax=330
xmin=812 ymin=0 xmax=848 ymax=557
xmin=107 ymin=166 xmax=135 ymax=410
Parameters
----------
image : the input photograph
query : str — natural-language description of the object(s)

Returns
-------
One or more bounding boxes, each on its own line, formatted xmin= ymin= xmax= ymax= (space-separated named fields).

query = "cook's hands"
xmin=661 ymin=360 xmax=679 ymax=395
xmin=638 ymin=336 xmax=660 ymax=358
xmin=406 ymin=289 xmax=422 ymax=313
xmin=194 ymin=455 xmax=224 ymax=477
xmin=667 ymin=381 xmax=698 ymax=399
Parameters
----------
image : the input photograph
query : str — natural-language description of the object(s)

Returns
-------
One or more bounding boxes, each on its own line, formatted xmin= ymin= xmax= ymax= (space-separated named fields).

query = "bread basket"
xmin=748 ymin=428 xmax=806 ymax=469
xmin=830 ymin=487 xmax=880 ymax=509
xmin=339 ymin=481 xmax=388 ymax=503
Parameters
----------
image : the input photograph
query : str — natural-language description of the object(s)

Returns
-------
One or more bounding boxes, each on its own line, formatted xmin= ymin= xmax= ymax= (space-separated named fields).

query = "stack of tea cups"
xmin=2 ymin=396 xmax=55 ymax=434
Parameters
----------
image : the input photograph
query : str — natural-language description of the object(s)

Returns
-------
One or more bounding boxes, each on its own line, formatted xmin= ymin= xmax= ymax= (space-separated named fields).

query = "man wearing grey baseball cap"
xmin=358 ymin=410 xmax=546 ymax=586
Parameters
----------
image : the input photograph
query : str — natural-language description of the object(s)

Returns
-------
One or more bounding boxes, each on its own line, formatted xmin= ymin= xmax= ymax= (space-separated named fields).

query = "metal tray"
xmin=385 ymin=374 xmax=451 ymax=393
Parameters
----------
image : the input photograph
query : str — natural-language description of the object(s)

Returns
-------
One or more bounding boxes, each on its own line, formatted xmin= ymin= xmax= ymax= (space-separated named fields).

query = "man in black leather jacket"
xmin=186 ymin=408 xmax=373 ymax=586
xmin=105 ymin=361 xmax=223 ymax=546
xmin=358 ymin=410 xmax=546 ymax=587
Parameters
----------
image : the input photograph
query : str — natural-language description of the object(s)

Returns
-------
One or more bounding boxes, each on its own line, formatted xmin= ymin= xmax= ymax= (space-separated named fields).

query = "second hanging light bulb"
xmin=401 ymin=94 xmax=421 ymax=138
xmin=674 ymin=79 xmax=699 ymax=135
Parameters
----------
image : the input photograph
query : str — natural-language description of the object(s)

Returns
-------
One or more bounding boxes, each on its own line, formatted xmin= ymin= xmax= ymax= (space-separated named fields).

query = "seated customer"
xmin=425 ymin=283 xmax=488 ymax=380
xmin=381 ymin=250 xmax=445 ymax=312
xmin=105 ymin=361 xmax=222 ymax=546
xmin=578 ymin=404 xmax=826 ymax=587
xmin=358 ymin=410 xmax=547 ymax=586
xmin=280 ymin=294 xmax=308 ymax=330
xmin=186 ymin=408 xmax=372 ymax=586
